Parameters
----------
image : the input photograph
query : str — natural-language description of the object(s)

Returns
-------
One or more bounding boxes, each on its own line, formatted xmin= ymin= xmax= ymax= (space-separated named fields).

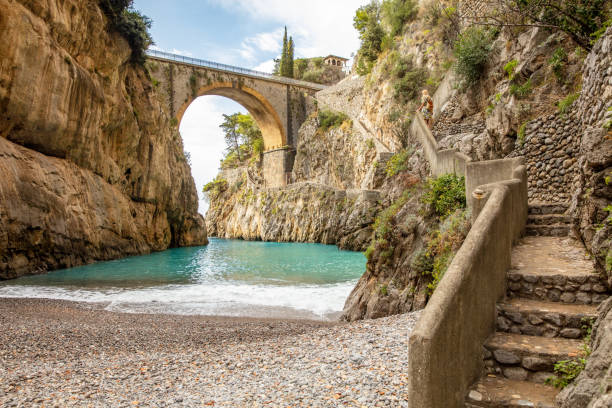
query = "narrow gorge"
xmin=0 ymin=0 xmax=610 ymax=406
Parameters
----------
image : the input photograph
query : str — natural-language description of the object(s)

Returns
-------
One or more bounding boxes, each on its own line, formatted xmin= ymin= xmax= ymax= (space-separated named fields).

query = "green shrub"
xmin=385 ymin=149 xmax=412 ymax=177
xmin=373 ymin=189 xmax=413 ymax=240
xmin=364 ymin=245 xmax=375 ymax=260
xmin=509 ymin=79 xmax=532 ymax=98
xmin=318 ymin=109 xmax=349 ymax=131
xmin=392 ymin=55 xmax=428 ymax=103
xmin=388 ymin=109 xmax=402 ymax=122
xmin=294 ymin=59 xmax=309 ymax=78
xmin=547 ymin=359 xmax=586 ymax=388
xmin=591 ymin=18 xmax=612 ymax=44
xmin=549 ymin=47 xmax=567 ymax=79
xmin=203 ymin=177 xmax=228 ymax=199
xmin=517 ymin=122 xmax=527 ymax=146
xmin=381 ymin=0 xmax=418 ymax=37
xmin=548 ymin=318 xmax=593 ymax=388
xmin=302 ymin=68 xmax=325 ymax=84
xmin=453 ymin=27 xmax=495 ymax=87
xmin=252 ymin=138 xmax=264 ymax=156
xmin=412 ymin=249 xmax=434 ymax=274
xmin=311 ymin=57 xmax=324 ymax=68
xmin=422 ymin=174 xmax=466 ymax=217
xmin=99 ymin=0 xmax=153 ymax=64
xmin=189 ymin=74 xmax=197 ymax=97
xmin=379 ymin=284 xmax=388 ymax=296
xmin=557 ymin=92 xmax=580 ymax=114
xmin=421 ymin=210 xmax=470 ymax=294
xmin=503 ymin=59 xmax=518 ymax=80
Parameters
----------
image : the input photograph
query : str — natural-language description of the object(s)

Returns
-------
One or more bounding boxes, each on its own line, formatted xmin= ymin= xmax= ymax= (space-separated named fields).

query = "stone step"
xmin=465 ymin=376 xmax=558 ymax=408
xmin=528 ymin=202 xmax=569 ymax=215
xmin=483 ymin=332 xmax=582 ymax=383
xmin=496 ymin=298 xmax=598 ymax=338
xmin=508 ymin=237 xmax=608 ymax=305
xmin=525 ymin=224 xmax=571 ymax=237
xmin=507 ymin=269 xmax=608 ymax=304
xmin=527 ymin=214 xmax=572 ymax=226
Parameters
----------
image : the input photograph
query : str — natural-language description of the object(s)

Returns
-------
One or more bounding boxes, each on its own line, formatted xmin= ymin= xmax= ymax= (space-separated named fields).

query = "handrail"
xmin=145 ymin=49 xmax=328 ymax=91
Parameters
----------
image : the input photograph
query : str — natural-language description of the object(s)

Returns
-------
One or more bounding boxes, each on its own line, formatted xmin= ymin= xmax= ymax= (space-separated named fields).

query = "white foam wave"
xmin=0 ymin=281 xmax=358 ymax=320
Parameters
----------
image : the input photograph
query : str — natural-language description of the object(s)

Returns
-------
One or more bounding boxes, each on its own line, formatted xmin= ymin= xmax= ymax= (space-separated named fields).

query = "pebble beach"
xmin=0 ymin=298 xmax=420 ymax=407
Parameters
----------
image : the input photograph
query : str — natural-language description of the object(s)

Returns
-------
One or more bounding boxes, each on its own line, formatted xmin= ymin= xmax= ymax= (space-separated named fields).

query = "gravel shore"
xmin=0 ymin=298 xmax=419 ymax=407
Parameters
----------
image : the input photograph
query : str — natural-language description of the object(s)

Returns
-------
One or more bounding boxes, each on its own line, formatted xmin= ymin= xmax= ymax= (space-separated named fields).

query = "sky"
xmin=132 ymin=0 xmax=369 ymax=214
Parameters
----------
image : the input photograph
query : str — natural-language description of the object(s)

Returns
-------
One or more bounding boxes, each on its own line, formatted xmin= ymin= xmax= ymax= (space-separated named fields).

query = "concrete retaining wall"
xmin=262 ymin=148 xmax=296 ymax=188
xmin=408 ymin=109 xmax=528 ymax=407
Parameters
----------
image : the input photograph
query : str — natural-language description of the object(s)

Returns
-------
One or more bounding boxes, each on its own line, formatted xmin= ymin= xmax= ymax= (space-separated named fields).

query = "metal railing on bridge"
xmin=146 ymin=49 xmax=327 ymax=90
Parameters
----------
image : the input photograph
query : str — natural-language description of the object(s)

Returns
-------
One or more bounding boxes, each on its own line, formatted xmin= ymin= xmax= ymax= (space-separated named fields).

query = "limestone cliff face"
xmin=205 ymin=114 xmax=383 ymax=252
xmin=0 ymin=0 xmax=207 ymax=279
xmin=207 ymin=178 xmax=378 ymax=251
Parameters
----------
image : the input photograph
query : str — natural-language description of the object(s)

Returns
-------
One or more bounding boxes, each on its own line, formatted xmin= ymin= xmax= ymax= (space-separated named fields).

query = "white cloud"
xmin=237 ymin=28 xmax=284 ymax=63
xmin=208 ymin=0 xmax=369 ymax=61
xmin=150 ymin=45 xmax=194 ymax=57
xmin=252 ymin=59 xmax=276 ymax=73
xmin=180 ymin=96 xmax=246 ymax=214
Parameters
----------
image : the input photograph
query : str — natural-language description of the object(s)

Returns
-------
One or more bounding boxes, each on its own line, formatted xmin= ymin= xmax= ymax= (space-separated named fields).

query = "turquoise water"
xmin=0 ymin=239 xmax=366 ymax=320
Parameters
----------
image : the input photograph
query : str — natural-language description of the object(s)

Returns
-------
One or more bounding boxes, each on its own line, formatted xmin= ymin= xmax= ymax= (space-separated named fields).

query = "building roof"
xmin=324 ymin=55 xmax=349 ymax=61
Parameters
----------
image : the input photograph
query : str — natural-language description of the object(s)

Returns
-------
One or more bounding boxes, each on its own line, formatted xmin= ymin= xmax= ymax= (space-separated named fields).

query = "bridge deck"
xmin=146 ymin=49 xmax=327 ymax=91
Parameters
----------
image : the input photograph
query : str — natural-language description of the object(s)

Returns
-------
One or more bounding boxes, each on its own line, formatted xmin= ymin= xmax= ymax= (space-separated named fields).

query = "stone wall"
xmin=511 ymin=111 xmax=582 ymax=203
xmin=570 ymin=26 xmax=612 ymax=284
xmin=554 ymin=26 xmax=612 ymax=408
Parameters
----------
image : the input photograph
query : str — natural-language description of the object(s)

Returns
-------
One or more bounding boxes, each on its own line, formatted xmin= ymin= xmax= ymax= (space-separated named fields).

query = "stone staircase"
xmin=526 ymin=202 xmax=572 ymax=237
xmin=465 ymin=236 xmax=607 ymax=407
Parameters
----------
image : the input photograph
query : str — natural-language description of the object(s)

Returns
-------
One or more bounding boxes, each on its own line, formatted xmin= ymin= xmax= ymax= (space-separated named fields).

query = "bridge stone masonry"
xmin=145 ymin=50 xmax=325 ymax=187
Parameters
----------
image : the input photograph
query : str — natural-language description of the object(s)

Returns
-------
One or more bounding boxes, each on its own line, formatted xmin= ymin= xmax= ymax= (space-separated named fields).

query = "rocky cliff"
xmin=0 ymin=0 xmax=207 ymax=279
xmin=205 ymin=112 xmax=384 ymax=252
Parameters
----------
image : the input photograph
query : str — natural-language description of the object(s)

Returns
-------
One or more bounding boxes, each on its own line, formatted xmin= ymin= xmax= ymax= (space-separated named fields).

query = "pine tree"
xmin=280 ymin=26 xmax=289 ymax=77
xmin=220 ymin=113 xmax=242 ymax=162
xmin=287 ymin=37 xmax=295 ymax=78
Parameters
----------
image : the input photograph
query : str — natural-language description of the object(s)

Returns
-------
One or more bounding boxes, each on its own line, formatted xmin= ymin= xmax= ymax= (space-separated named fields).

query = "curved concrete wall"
xmin=408 ymin=111 xmax=528 ymax=407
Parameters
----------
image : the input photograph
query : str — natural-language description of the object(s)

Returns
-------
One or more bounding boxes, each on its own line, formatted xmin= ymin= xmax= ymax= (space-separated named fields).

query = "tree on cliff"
xmin=354 ymin=1 xmax=384 ymax=74
xmin=221 ymin=114 xmax=243 ymax=162
xmin=99 ymin=0 xmax=153 ymax=63
xmin=353 ymin=0 xmax=420 ymax=75
xmin=219 ymin=113 xmax=264 ymax=168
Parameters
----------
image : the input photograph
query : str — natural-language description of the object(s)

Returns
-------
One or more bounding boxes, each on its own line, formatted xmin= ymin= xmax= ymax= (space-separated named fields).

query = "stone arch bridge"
xmin=145 ymin=50 xmax=325 ymax=187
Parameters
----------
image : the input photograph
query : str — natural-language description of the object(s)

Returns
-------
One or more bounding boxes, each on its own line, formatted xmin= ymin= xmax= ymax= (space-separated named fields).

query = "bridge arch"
xmin=176 ymin=82 xmax=286 ymax=150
